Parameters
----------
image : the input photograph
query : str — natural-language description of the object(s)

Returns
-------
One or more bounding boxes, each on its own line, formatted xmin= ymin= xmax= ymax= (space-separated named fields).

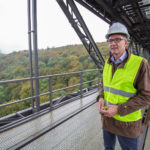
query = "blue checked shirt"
xmin=111 ymin=50 xmax=128 ymax=64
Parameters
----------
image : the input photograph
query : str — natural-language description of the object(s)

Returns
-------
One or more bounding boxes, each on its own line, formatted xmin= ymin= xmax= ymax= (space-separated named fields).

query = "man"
xmin=98 ymin=22 xmax=150 ymax=150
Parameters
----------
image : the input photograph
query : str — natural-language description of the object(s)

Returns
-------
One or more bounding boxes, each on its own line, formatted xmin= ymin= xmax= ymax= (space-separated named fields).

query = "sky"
xmin=0 ymin=0 xmax=109 ymax=54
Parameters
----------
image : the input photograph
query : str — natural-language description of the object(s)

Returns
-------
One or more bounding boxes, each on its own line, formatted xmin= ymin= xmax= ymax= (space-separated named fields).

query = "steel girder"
xmin=57 ymin=0 xmax=150 ymax=66
xmin=57 ymin=0 xmax=105 ymax=69
xmin=75 ymin=0 xmax=150 ymax=59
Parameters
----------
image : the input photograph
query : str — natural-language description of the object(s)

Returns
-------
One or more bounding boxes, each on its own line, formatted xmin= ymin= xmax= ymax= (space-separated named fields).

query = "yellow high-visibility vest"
xmin=103 ymin=54 xmax=143 ymax=122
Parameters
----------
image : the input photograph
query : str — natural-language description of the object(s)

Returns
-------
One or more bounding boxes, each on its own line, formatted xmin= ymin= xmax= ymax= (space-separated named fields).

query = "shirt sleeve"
xmin=118 ymin=59 xmax=150 ymax=116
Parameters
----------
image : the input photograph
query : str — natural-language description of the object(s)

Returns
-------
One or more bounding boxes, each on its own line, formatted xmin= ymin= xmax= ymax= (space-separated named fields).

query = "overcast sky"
xmin=0 ymin=0 xmax=109 ymax=54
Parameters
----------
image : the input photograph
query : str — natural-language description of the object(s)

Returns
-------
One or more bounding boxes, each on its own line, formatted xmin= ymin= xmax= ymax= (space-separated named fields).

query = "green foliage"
xmin=53 ymin=90 xmax=67 ymax=98
xmin=0 ymin=99 xmax=31 ymax=117
xmin=0 ymin=86 xmax=6 ymax=104
xmin=0 ymin=42 xmax=109 ymax=117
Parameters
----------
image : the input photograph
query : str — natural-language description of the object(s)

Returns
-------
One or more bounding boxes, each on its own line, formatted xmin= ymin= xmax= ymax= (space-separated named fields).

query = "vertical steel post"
xmin=27 ymin=0 xmax=35 ymax=111
xmin=135 ymin=43 xmax=139 ymax=56
xmin=49 ymin=76 xmax=53 ymax=108
xmin=127 ymin=39 xmax=132 ymax=52
xmin=32 ymin=0 xmax=40 ymax=111
xmin=143 ymin=48 xmax=146 ymax=58
xmin=131 ymin=40 xmax=134 ymax=54
xmin=80 ymin=72 xmax=83 ymax=99
xmin=139 ymin=45 xmax=142 ymax=56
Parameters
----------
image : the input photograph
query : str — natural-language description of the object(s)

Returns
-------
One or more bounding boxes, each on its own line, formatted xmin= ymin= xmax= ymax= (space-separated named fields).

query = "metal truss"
xmin=56 ymin=0 xmax=105 ymax=69
xmin=128 ymin=38 xmax=150 ymax=63
xmin=127 ymin=38 xmax=140 ymax=56
xmin=57 ymin=0 xmax=150 ymax=67
xmin=75 ymin=0 xmax=150 ymax=63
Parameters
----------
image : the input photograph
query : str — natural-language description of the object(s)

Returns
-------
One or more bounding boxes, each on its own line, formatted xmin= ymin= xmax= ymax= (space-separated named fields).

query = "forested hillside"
xmin=0 ymin=42 xmax=109 ymax=116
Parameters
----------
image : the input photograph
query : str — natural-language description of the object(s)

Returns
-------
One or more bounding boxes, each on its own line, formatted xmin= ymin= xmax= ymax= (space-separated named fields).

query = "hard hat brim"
xmin=106 ymin=32 xmax=130 ymax=39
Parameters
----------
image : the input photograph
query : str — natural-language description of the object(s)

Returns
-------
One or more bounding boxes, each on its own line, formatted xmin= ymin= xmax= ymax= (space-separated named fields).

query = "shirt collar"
xmin=111 ymin=50 xmax=127 ymax=64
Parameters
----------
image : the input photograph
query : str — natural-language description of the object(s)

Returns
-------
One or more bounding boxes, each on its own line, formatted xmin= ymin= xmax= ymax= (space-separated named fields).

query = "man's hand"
xmin=100 ymin=105 xmax=118 ymax=117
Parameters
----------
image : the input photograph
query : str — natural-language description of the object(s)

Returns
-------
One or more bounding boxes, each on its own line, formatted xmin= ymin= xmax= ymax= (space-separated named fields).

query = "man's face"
xmin=108 ymin=34 xmax=128 ymax=57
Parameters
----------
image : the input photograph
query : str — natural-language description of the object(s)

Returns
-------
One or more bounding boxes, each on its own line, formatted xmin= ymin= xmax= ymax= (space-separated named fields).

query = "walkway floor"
xmin=1 ymin=92 xmax=149 ymax=150
xmin=21 ymin=103 xmax=121 ymax=150
xmin=0 ymin=92 xmax=100 ymax=150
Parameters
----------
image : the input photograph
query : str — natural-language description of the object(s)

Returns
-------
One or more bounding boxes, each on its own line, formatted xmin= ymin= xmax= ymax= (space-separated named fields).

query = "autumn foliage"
xmin=0 ymin=42 xmax=109 ymax=117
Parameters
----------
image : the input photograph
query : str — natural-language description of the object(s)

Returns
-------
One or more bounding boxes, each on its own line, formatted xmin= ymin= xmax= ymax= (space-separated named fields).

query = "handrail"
xmin=0 ymin=69 xmax=100 ymax=85
xmin=0 ymin=69 xmax=102 ymax=115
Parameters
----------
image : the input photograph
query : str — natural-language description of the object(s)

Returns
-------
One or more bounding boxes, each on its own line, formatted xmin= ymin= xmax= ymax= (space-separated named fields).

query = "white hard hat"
xmin=106 ymin=22 xmax=130 ymax=39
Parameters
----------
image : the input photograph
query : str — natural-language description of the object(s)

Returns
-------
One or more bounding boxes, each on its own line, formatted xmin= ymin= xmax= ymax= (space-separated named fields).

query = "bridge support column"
xmin=27 ymin=0 xmax=35 ymax=111
xmin=27 ymin=0 xmax=40 ymax=112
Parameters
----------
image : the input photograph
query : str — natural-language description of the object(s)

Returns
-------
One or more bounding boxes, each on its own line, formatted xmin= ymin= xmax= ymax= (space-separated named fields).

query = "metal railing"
xmin=0 ymin=69 xmax=102 ymax=118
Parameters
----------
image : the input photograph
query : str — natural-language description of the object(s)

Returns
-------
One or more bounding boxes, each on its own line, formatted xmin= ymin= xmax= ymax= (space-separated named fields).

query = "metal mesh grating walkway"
xmin=21 ymin=103 xmax=104 ymax=150
xmin=1 ymin=92 xmax=149 ymax=150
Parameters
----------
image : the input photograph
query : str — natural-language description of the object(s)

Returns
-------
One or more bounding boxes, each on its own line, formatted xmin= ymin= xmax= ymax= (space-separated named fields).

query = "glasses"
xmin=107 ymin=38 xmax=125 ymax=44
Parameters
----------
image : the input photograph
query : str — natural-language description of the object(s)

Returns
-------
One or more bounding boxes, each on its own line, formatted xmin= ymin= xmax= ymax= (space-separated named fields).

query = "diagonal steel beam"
xmin=74 ymin=0 xmax=110 ymax=24
xmin=57 ymin=0 xmax=105 ymax=68
xmin=95 ymin=0 xmax=132 ymax=27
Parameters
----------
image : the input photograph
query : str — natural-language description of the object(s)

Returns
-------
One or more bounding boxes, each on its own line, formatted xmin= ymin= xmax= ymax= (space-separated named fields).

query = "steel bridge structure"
xmin=57 ymin=0 xmax=150 ymax=67
xmin=0 ymin=0 xmax=150 ymax=150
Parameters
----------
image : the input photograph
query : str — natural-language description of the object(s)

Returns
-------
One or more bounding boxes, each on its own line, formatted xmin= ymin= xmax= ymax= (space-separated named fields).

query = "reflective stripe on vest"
xmin=104 ymin=86 xmax=136 ymax=97
xmin=103 ymin=54 xmax=143 ymax=122
xmin=104 ymin=99 xmax=117 ymax=106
